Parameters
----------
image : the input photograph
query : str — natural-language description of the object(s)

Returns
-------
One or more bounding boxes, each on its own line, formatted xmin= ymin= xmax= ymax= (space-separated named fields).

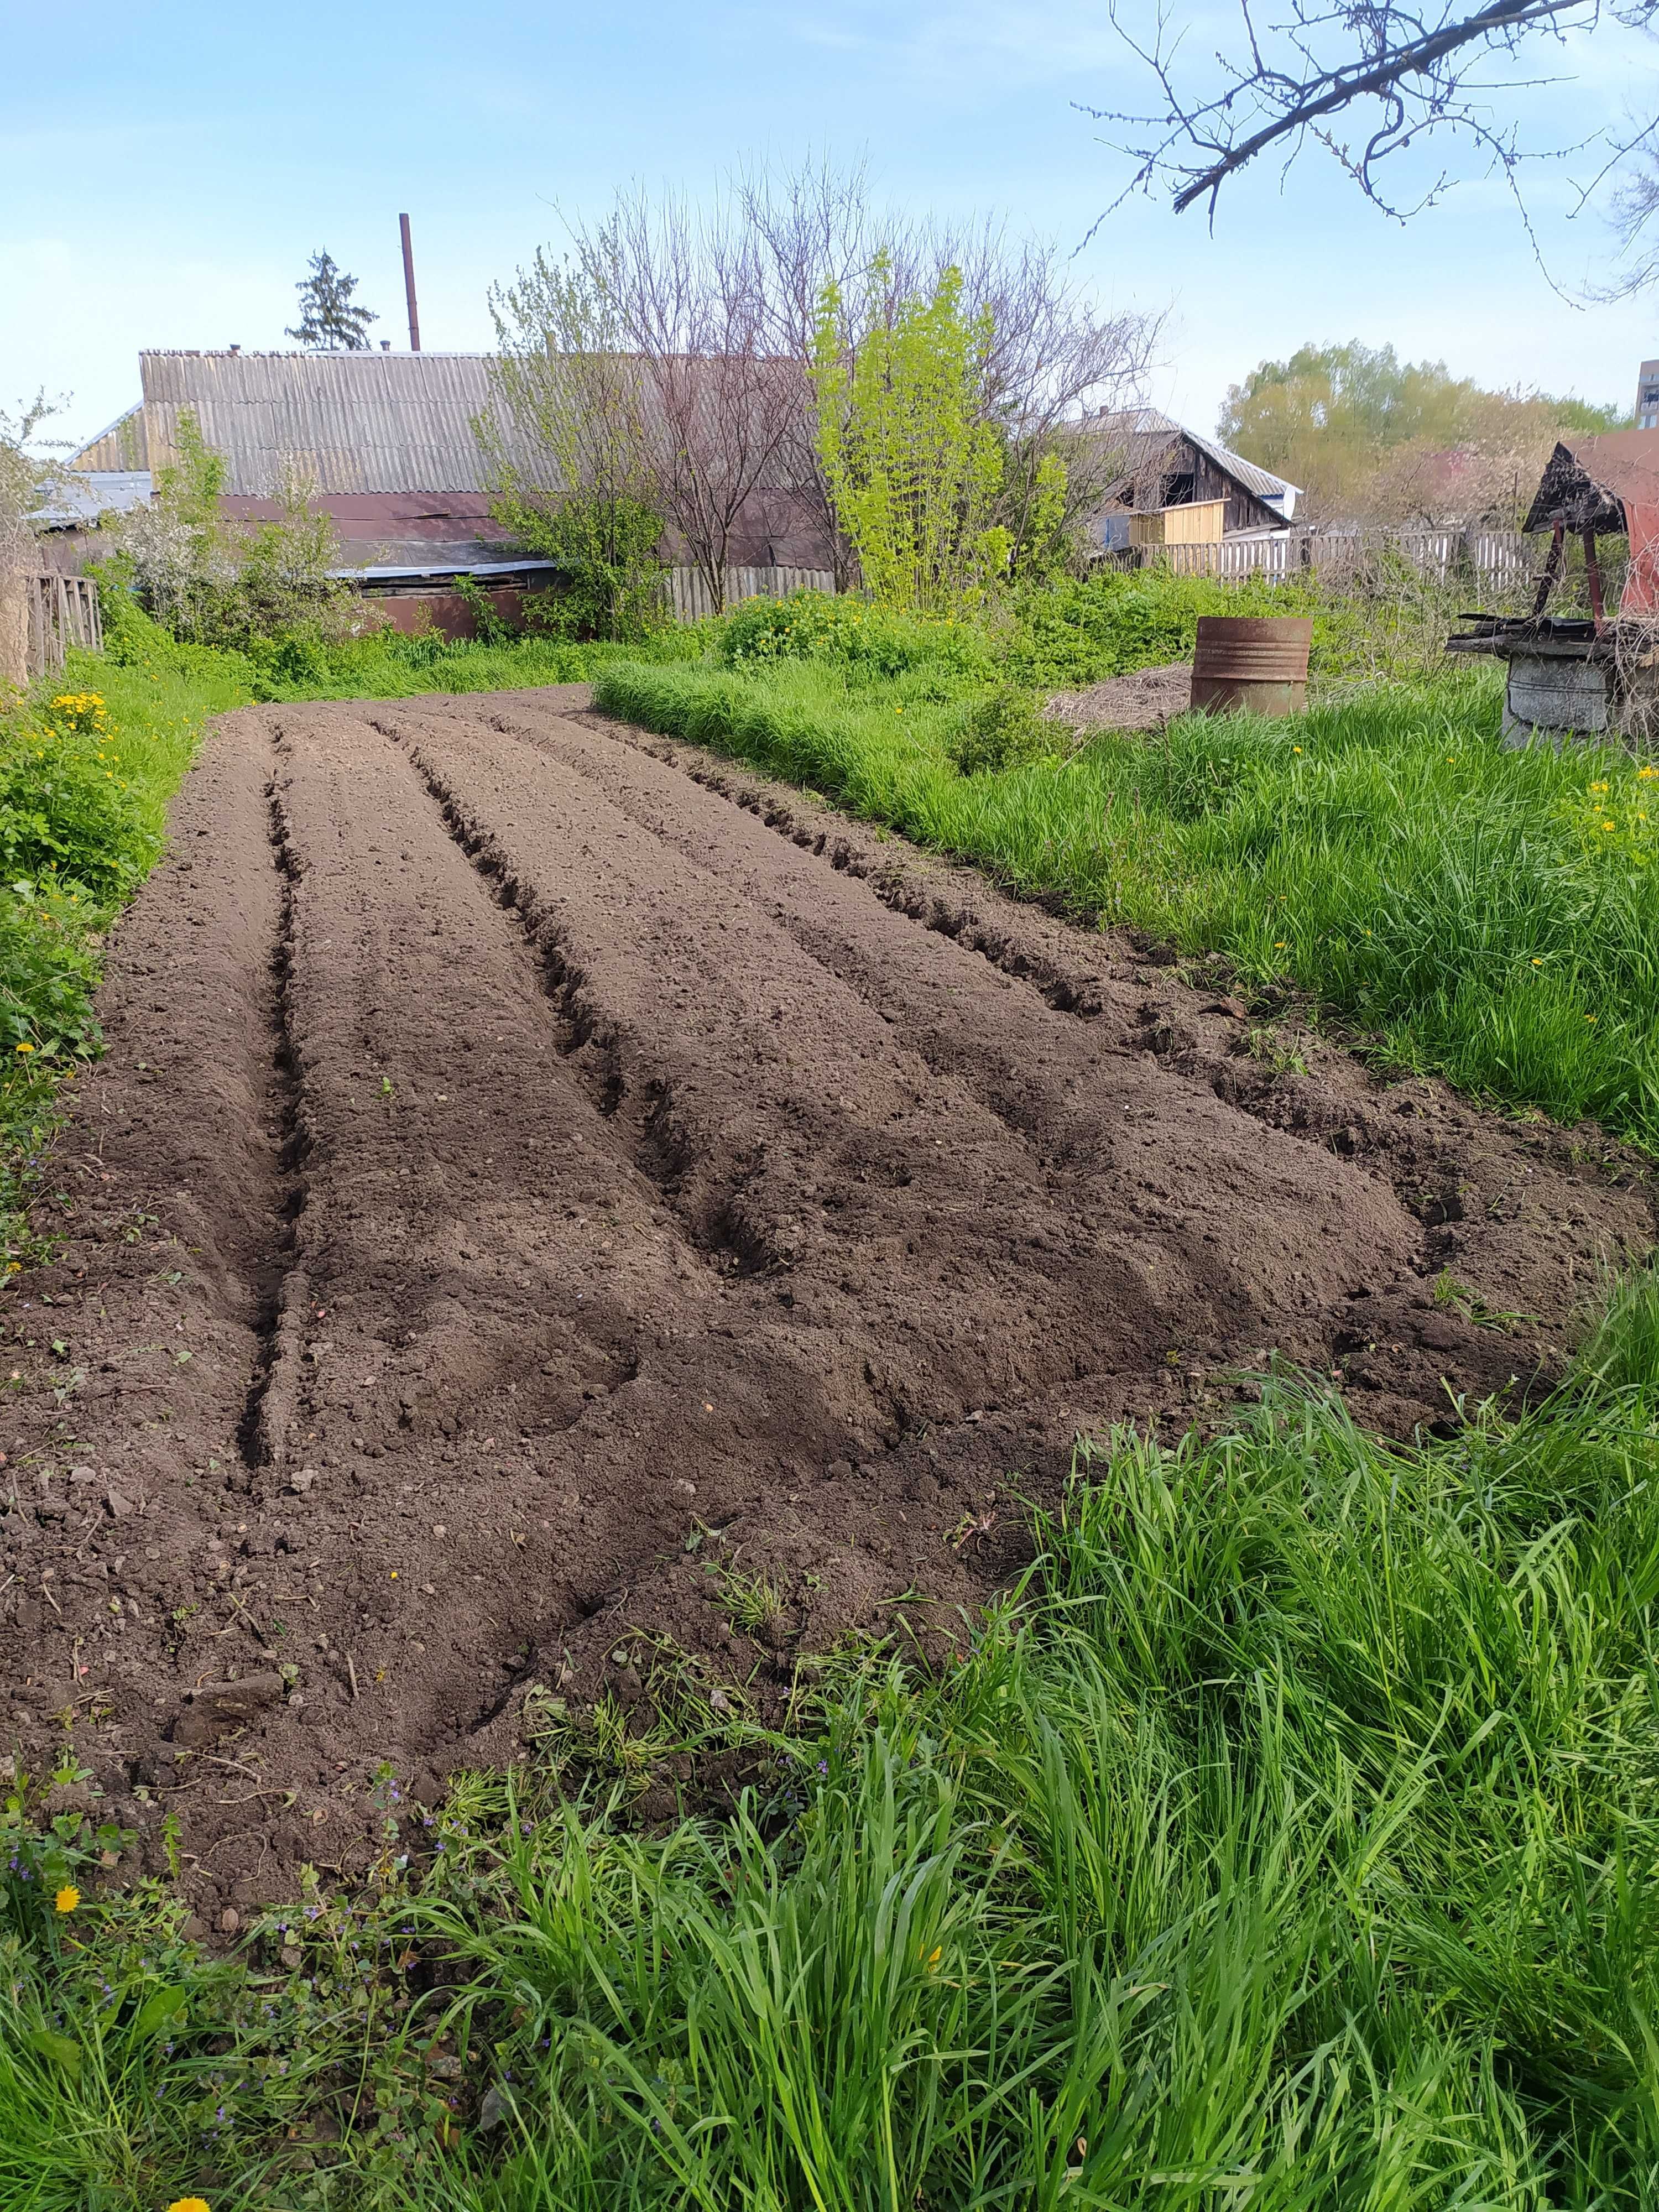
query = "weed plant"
xmin=596 ymin=653 xmax=1659 ymax=1150
xmin=5 ymin=1270 xmax=1659 ymax=2206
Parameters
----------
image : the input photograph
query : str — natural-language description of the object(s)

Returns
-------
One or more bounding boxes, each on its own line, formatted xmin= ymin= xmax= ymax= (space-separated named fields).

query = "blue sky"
xmin=6 ymin=0 xmax=1656 ymax=453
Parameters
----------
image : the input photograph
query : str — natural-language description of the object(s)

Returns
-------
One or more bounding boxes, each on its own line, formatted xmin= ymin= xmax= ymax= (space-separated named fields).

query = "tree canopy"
xmin=1219 ymin=340 xmax=1626 ymax=524
xmin=285 ymin=252 xmax=378 ymax=353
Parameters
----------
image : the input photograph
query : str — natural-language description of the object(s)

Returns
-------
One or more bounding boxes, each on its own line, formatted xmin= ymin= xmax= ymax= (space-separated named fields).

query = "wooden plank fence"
xmin=24 ymin=572 xmax=102 ymax=679
xmin=688 ymin=532 xmax=1536 ymax=604
xmin=665 ymin=564 xmax=836 ymax=623
xmin=1152 ymin=528 xmax=1535 ymax=595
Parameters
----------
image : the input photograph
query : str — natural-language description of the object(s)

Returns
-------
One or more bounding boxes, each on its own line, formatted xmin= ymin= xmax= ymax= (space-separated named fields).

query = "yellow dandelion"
xmin=1292 ymin=745 xmax=1302 ymax=754
xmin=166 ymin=2200 xmax=212 ymax=2212
xmin=1532 ymin=958 xmax=1543 ymax=967
xmin=54 ymin=1885 xmax=79 ymax=1913
xmin=1274 ymin=940 xmax=1287 ymax=949
xmin=15 ymin=1042 xmax=33 ymax=1054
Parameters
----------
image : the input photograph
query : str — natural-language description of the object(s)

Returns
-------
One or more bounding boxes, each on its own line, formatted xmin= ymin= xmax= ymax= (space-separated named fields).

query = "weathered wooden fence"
xmin=1152 ymin=528 xmax=1534 ymax=595
xmin=665 ymin=565 xmax=836 ymax=623
xmin=667 ymin=538 xmax=1540 ymax=609
xmin=23 ymin=572 xmax=102 ymax=678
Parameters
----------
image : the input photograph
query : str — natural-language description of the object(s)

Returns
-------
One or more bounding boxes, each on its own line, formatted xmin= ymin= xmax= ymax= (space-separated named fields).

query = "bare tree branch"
xmin=1091 ymin=0 xmax=1658 ymax=265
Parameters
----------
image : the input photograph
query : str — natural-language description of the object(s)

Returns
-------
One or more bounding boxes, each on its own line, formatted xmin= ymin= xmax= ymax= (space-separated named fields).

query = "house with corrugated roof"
xmin=70 ymin=349 xmax=832 ymax=631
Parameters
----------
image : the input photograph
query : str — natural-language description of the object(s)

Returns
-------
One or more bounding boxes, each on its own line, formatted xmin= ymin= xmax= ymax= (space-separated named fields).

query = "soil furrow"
xmin=1 ymin=689 xmax=1650 ymax=1923
xmin=236 ymin=739 xmax=311 ymax=1475
xmin=398 ymin=695 xmax=1428 ymax=1356
xmin=547 ymin=693 xmax=1653 ymax=1339
xmin=0 ymin=713 xmax=293 ymax=1838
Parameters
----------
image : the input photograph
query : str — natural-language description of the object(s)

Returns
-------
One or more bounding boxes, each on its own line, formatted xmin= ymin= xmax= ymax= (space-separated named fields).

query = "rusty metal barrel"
xmin=1190 ymin=616 xmax=1313 ymax=716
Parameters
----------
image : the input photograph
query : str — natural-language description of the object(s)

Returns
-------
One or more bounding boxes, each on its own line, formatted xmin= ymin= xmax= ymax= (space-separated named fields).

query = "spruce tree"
xmin=285 ymin=252 xmax=378 ymax=352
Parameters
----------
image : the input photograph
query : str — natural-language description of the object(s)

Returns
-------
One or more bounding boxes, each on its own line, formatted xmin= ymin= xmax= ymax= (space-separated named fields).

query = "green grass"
xmin=236 ymin=619 xmax=712 ymax=705
xmin=6 ymin=1269 xmax=1659 ymax=2207
xmin=593 ymin=652 xmax=1659 ymax=1151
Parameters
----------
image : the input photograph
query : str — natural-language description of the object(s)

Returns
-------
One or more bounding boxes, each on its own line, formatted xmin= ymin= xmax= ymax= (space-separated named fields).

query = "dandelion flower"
xmin=54 ymin=1885 xmax=79 ymax=1913
xmin=15 ymin=1042 xmax=33 ymax=1054
xmin=166 ymin=2200 xmax=212 ymax=2212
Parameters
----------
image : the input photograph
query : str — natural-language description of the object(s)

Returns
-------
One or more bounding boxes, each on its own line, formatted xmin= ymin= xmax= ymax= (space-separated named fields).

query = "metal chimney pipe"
xmin=400 ymin=213 xmax=421 ymax=351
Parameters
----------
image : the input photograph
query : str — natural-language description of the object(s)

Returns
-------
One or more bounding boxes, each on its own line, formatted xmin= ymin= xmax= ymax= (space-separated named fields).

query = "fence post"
xmin=0 ymin=570 xmax=27 ymax=689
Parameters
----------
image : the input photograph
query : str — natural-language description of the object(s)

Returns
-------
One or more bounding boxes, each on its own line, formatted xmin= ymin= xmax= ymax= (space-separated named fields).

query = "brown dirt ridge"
xmin=1 ymin=683 xmax=1650 ymax=1915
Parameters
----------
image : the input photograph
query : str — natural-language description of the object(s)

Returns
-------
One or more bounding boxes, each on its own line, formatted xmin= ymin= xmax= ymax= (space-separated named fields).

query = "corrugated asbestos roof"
xmin=131 ymin=352 xmax=547 ymax=497
xmin=70 ymin=406 xmax=148 ymax=472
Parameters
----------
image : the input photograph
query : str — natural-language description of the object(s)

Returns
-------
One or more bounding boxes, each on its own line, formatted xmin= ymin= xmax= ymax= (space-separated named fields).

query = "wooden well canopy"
xmin=1524 ymin=431 xmax=1659 ymax=622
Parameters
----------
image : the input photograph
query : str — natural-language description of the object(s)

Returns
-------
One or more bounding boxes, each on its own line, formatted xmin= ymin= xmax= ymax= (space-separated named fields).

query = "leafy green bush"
xmin=487 ymin=492 xmax=666 ymax=641
xmin=1000 ymin=566 xmax=1323 ymax=688
xmin=720 ymin=588 xmax=993 ymax=682
xmin=945 ymin=683 xmax=1055 ymax=774
xmin=96 ymin=409 xmax=353 ymax=652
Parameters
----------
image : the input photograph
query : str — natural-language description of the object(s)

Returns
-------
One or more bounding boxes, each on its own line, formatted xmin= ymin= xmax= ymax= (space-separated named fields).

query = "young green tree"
xmin=811 ymin=259 xmax=1010 ymax=614
xmin=285 ymin=251 xmax=378 ymax=352
xmin=479 ymin=244 xmax=666 ymax=640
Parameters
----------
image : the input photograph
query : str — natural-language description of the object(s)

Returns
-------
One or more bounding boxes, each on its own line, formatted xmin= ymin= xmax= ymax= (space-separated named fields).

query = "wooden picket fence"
xmin=24 ymin=572 xmax=103 ymax=679
xmin=1151 ymin=528 xmax=1535 ymax=596
xmin=665 ymin=564 xmax=836 ymax=623
xmin=666 ymin=537 xmax=1536 ymax=612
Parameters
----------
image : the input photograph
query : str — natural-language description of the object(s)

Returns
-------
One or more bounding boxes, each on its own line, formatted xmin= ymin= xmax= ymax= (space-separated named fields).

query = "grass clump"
xmin=943 ymin=682 xmax=1057 ymax=775
xmin=238 ymin=617 xmax=712 ymax=705
xmin=5 ymin=1270 xmax=1659 ymax=2205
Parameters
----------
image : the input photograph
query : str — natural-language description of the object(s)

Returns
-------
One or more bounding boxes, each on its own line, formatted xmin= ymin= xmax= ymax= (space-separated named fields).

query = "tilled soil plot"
xmin=2 ymin=687 xmax=1651 ymax=1913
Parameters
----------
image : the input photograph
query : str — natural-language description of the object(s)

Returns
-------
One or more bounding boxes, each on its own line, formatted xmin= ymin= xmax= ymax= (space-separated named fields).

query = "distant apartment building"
xmin=1639 ymin=360 xmax=1659 ymax=431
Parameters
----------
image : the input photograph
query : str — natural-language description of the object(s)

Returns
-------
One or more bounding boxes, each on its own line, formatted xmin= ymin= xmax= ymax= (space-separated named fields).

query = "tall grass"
xmin=6 ymin=1271 xmax=1659 ymax=2206
xmin=594 ymin=656 xmax=1659 ymax=1149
